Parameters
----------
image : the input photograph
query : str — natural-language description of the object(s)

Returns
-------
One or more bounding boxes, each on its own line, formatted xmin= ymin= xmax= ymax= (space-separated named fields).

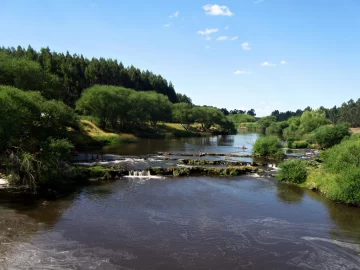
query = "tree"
xmin=253 ymin=136 xmax=284 ymax=158
xmin=0 ymin=45 xmax=178 ymax=106
xmin=172 ymin=103 xmax=195 ymax=130
xmin=76 ymin=85 xmax=120 ymax=129
xmin=193 ymin=106 xmax=224 ymax=131
xmin=257 ymin=116 xmax=276 ymax=133
xmin=0 ymin=85 xmax=76 ymax=152
xmin=220 ymin=108 xmax=229 ymax=116
xmin=313 ymin=124 xmax=351 ymax=149
xmin=0 ymin=52 xmax=62 ymax=100
xmin=299 ymin=110 xmax=330 ymax=133
xmin=247 ymin=109 xmax=256 ymax=116
xmin=142 ymin=92 xmax=172 ymax=127
xmin=176 ymin=93 xmax=192 ymax=104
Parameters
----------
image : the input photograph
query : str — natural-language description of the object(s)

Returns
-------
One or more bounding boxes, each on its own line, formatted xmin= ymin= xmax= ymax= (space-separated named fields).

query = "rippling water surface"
xmin=1 ymin=134 xmax=360 ymax=269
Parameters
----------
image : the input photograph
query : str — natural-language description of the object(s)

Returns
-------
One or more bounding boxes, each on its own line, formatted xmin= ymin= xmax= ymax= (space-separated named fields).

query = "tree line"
xmin=270 ymin=100 xmax=360 ymax=127
xmin=0 ymin=45 xmax=181 ymax=106
xmin=77 ymin=85 xmax=235 ymax=134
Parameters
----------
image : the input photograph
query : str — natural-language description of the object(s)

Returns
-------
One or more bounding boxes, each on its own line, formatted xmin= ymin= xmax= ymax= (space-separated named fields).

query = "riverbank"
xmin=277 ymin=134 xmax=360 ymax=206
xmin=68 ymin=120 xmax=230 ymax=151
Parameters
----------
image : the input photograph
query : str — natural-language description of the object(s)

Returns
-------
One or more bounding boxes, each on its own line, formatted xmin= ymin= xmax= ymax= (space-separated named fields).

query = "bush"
xmin=321 ymin=135 xmax=360 ymax=173
xmin=253 ymin=136 xmax=284 ymax=158
xmin=302 ymin=135 xmax=360 ymax=205
xmin=292 ymin=140 xmax=309 ymax=149
xmin=277 ymin=159 xmax=308 ymax=184
xmin=312 ymin=124 xmax=351 ymax=149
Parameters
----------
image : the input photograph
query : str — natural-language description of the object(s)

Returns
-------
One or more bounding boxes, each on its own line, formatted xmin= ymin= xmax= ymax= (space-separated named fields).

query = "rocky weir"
xmin=72 ymin=152 xmax=279 ymax=181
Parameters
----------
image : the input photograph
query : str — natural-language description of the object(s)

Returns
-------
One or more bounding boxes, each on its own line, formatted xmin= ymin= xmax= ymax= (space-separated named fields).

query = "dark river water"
xmin=1 ymin=134 xmax=360 ymax=269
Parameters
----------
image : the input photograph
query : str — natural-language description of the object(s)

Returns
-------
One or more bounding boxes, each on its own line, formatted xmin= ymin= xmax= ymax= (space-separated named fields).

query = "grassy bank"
xmin=277 ymin=134 xmax=360 ymax=206
xmin=67 ymin=119 xmax=219 ymax=150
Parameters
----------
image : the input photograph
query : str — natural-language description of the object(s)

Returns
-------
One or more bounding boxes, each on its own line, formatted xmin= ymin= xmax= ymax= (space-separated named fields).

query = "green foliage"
xmin=321 ymin=135 xmax=360 ymax=173
xmin=172 ymin=103 xmax=195 ymax=130
xmin=253 ymin=136 xmax=284 ymax=158
xmin=299 ymin=135 xmax=360 ymax=205
xmin=257 ymin=116 xmax=277 ymax=133
xmin=0 ymin=52 xmax=61 ymax=100
xmin=243 ymin=122 xmax=261 ymax=131
xmin=192 ymin=106 xmax=225 ymax=131
xmin=312 ymin=124 xmax=351 ymax=149
xmin=0 ymin=46 xmax=177 ymax=106
xmin=76 ymin=85 xmax=172 ymax=130
xmin=6 ymin=138 xmax=73 ymax=192
xmin=176 ymin=93 xmax=192 ymax=104
xmin=227 ymin=114 xmax=256 ymax=127
xmin=283 ymin=117 xmax=301 ymax=137
xmin=286 ymin=139 xmax=309 ymax=149
xmin=271 ymin=109 xmax=303 ymax=122
xmin=0 ymin=85 xmax=77 ymax=151
xmin=142 ymin=91 xmax=172 ymax=127
xmin=277 ymin=159 xmax=308 ymax=184
xmin=42 ymin=138 xmax=74 ymax=162
xmin=306 ymin=168 xmax=360 ymax=206
xmin=299 ymin=110 xmax=330 ymax=134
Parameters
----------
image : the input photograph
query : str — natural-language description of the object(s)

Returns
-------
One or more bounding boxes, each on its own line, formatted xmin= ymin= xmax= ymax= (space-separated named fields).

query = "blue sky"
xmin=1 ymin=0 xmax=359 ymax=116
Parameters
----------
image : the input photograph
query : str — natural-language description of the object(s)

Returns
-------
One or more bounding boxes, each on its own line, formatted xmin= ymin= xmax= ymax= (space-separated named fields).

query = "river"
xmin=1 ymin=133 xmax=360 ymax=269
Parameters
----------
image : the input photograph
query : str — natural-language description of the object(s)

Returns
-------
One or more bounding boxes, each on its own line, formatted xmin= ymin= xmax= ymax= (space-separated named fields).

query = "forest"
xmin=0 ymin=45 xmax=179 ymax=106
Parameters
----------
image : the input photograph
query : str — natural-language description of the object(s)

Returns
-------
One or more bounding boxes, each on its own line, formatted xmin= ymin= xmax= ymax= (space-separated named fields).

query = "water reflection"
xmin=276 ymin=182 xmax=305 ymax=204
xmin=101 ymin=133 xmax=259 ymax=156
xmin=304 ymin=189 xmax=360 ymax=242
xmin=1 ymin=177 xmax=360 ymax=269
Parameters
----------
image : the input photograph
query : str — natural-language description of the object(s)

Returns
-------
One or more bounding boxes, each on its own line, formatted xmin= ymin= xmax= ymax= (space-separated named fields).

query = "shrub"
xmin=302 ymin=135 xmax=360 ymax=205
xmin=292 ymin=140 xmax=309 ymax=149
xmin=253 ymin=136 xmax=284 ymax=157
xmin=266 ymin=122 xmax=282 ymax=135
xmin=312 ymin=124 xmax=351 ymax=149
xmin=277 ymin=159 xmax=308 ymax=184
xmin=321 ymin=135 xmax=360 ymax=173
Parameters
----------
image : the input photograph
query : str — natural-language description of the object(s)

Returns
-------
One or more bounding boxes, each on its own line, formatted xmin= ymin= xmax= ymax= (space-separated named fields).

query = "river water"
xmin=1 ymin=134 xmax=360 ymax=269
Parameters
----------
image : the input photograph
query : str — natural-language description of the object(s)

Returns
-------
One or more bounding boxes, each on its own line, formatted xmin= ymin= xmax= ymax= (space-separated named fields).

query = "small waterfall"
xmin=125 ymin=170 xmax=158 ymax=178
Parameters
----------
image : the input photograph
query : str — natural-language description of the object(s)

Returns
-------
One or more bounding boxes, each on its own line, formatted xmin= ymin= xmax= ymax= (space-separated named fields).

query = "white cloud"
xmin=280 ymin=60 xmax=287 ymax=65
xmin=234 ymin=70 xmax=250 ymax=75
xmin=225 ymin=26 xmax=229 ymax=30
xmin=254 ymin=0 xmax=265 ymax=3
xmin=216 ymin=36 xmax=228 ymax=41
xmin=260 ymin=101 xmax=266 ymax=105
xmin=197 ymin=28 xmax=219 ymax=35
xmin=203 ymin=4 xmax=234 ymax=16
xmin=261 ymin=61 xmax=276 ymax=67
xmin=205 ymin=36 xmax=212 ymax=41
xmin=241 ymin=42 xmax=251 ymax=50
xmin=230 ymin=36 xmax=239 ymax=41
xmin=163 ymin=23 xmax=171 ymax=28
xmin=169 ymin=11 xmax=179 ymax=18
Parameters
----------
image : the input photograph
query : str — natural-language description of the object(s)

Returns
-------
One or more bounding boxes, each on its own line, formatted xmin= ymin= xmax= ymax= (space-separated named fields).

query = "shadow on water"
xmin=276 ymin=182 xmax=305 ymax=204
xmin=303 ymin=188 xmax=360 ymax=242
xmin=100 ymin=133 xmax=260 ymax=156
